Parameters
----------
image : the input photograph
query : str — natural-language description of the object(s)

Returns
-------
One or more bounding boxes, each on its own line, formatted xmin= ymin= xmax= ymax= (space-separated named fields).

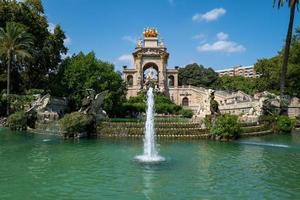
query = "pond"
xmin=0 ymin=128 xmax=300 ymax=199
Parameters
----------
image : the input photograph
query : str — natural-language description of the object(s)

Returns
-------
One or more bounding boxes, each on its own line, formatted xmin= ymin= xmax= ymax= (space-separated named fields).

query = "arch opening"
xmin=168 ymin=75 xmax=174 ymax=87
xmin=143 ymin=63 xmax=159 ymax=88
xmin=127 ymin=75 xmax=133 ymax=87
xmin=182 ymin=97 xmax=189 ymax=106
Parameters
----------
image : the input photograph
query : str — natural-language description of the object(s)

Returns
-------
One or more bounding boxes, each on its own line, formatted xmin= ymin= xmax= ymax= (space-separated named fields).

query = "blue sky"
xmin=43 ymin=0 xmax=300 ymax=71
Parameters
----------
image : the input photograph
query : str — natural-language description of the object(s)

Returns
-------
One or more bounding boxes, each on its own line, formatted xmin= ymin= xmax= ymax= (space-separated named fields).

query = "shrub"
xmin=258 ymin=115 xmax=276 ymax=126
xmin=59 ymin=112 xmax=96 ymax=137
xmin=210 ymin=114 xmax=241 ymax=139
xmin=274 ymin=115 xmax=294 ymax=134
xmin=122 ymin=93 xmax=183 ymax=116
xmin=7 ymin=111 xmax=27 ymax=131
xmin=5 ymin=94 xmax=36 ymax=113
xmin=179 ymin=109 xmax=194 ymax=118
xmin=204 ymin=115 xmax=212 ymax=129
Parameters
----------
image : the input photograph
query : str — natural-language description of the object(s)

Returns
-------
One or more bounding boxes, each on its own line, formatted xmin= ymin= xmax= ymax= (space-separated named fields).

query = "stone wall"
xmin=97 ymin=121 xmax=271 ymax=139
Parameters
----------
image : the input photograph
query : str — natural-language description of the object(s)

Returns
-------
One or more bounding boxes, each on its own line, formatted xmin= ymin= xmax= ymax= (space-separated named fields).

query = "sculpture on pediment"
xmin=137 ymin=38 xmax=143 ymax=48
xmin=159 ymin=38 xmax=165 ymax=47
xmin=143 ymin=27 xmax=159 ymax=37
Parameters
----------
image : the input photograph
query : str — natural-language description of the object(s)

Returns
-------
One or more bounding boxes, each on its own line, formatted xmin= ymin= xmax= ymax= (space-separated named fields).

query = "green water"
xmin=0 ymin=128 xmax=300 ymax=200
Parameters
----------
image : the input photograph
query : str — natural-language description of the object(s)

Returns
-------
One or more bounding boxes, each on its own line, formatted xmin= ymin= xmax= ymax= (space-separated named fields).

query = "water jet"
xmin=135 ymin=87 xmax=165 ymax=163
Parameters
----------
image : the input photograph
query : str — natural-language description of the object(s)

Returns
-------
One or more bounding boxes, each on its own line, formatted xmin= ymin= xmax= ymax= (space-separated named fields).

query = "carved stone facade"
xmin=123 ymin=29 xmax=300 ymax=119
xmin=123 ymin=28 xmax=178 ymax=97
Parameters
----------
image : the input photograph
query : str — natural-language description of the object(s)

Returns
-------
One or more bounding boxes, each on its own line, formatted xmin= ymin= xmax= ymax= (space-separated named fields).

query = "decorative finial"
xmin=143 ymin=27 xmax=159 ymax=37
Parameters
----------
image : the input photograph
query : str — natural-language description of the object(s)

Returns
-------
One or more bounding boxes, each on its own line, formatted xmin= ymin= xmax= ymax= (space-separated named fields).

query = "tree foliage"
xmin=0 ymin=22 xmax=33 ymax=114
xmin=213 ymin=27 xmax=300 ymax=97
xmin=178 ymin=63 xmax=218 ymax=87
xmin=54 ymin=52 xmax=126 ymax=117
xmin=212 ymin=75 xmax=257 ymax=95
xmin=255 ymin=28 xmax=300 ymax=97
xmin=121 ymin=92 xmax=183 ymax=117
xmin=0 ymin=0 xmax=67 ymax=92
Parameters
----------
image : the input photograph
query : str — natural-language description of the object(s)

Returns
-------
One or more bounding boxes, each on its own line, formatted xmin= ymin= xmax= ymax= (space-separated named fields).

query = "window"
xmin=182 ymin=97 xmax=189 ymax=106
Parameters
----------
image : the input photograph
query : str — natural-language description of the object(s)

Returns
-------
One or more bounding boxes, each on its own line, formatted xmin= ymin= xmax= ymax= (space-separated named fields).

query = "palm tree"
xmin=0 ymin=22 xmax=33 ymax=115
xmin=274 ymin=0 xmax=299 ymax=115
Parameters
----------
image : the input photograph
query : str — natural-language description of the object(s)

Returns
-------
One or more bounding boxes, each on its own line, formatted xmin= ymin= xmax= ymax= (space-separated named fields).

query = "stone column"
xmin=135 ymin=55 xmax=143 ymax=89
xmin=174 ymin=73 xmax=178 ymax=88
xmin=159 ymin=55 xmax=167 ymax=93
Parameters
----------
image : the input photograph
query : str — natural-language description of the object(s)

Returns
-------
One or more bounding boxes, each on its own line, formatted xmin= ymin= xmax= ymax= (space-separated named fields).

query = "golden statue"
xmin=143 ymin=27 xmax=159 ymax=37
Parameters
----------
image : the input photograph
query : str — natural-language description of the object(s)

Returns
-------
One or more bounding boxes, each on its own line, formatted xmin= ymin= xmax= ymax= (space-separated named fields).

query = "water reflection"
xmin=142 ymin=168 xmax=154 ymax=200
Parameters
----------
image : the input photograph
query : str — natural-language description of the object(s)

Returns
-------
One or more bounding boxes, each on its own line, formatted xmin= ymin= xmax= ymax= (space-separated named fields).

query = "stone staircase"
xmin=98 ymin=121 xmax=272 ymax=139
xmin=98 ymin=121 xmax=208 ymax=138
xmin=240 ymin=124 xmax=273 ymax=137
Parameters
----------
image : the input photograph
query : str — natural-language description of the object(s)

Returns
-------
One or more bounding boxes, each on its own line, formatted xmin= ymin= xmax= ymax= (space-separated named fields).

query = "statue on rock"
xmin=209 ymin=90 xmax=220 ymax=116
xmin=79 ymin=89 xmax=108 ymax=122
xmin=26 ymin=94 xmax=67 ymax=128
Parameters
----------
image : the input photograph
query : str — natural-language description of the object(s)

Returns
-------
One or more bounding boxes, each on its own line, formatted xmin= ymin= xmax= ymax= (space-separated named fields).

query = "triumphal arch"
xmin=123 ymin=28 xmax=178 ymax=97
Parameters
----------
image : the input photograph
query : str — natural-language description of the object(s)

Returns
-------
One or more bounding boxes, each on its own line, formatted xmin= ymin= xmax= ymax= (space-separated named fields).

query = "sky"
xmin=43 ymin=0 xmax=300 ymax=71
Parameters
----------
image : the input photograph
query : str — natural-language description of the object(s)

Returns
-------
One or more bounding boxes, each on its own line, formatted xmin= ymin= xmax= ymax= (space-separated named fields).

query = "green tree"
xmin=0 ymin=0 xmax=67 ymax=92
xmin=254 ymin=57 xmax=281 ymax=93
xmin=274 ymin=0 xmax=299 ymax=114
xmin=58 ymin=52 xmax=126 ymax=116
xmin=178 ymin=63 xmax=218 ymax=87
xmin=254 ymin=27 xmax=300 ymax=97
xmin=212 ymin=75 xmax=257 ymax=95
xmin=0 ymin=22 xmax=33 ymax=115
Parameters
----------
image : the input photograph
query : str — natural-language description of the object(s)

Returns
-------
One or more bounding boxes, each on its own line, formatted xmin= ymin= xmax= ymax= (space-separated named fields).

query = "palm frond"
xmin=15 ymin=49 xmax=32 ymax=59
xmin=274 ymin=0 xmax=299 ymax=8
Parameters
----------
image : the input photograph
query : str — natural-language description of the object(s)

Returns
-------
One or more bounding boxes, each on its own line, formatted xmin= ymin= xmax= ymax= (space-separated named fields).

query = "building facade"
xmin=123 ymin=28 xmax=178 ymax=98
xmin=216 ymin=65 xmax=258 ymax=78
xmin=123 ymin=28 xmax=300 ymax=118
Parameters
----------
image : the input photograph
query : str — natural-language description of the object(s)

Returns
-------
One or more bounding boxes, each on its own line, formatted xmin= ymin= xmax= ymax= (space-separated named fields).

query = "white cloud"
xmin=197 ymin=41 xmax=245 ymax=53
xmin=48 ymin=23 xmax=55 ymax=34
xmin=216 ymin=32 xmax=228 ymax=40
xmin=117 ymin=54 xmax=133 ymax=66
xmin=64 ymin=35 xmax=71 ymax=46
xmin=61 ymin=52 xmax=72 ymax=59
xmin=197 ymin=32 xmax=245 ymax=53
xmin=192 ymin=8 xmax=226 ymax=22
xmin=122 ymin=36 xmax=137 ymax=44
xmin=192 ymin=33 xmax=205 ymax=40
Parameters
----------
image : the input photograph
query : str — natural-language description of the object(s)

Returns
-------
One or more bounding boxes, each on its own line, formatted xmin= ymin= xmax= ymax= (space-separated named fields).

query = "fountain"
xmin=135 ymin=87 xmax=165 ymax=162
